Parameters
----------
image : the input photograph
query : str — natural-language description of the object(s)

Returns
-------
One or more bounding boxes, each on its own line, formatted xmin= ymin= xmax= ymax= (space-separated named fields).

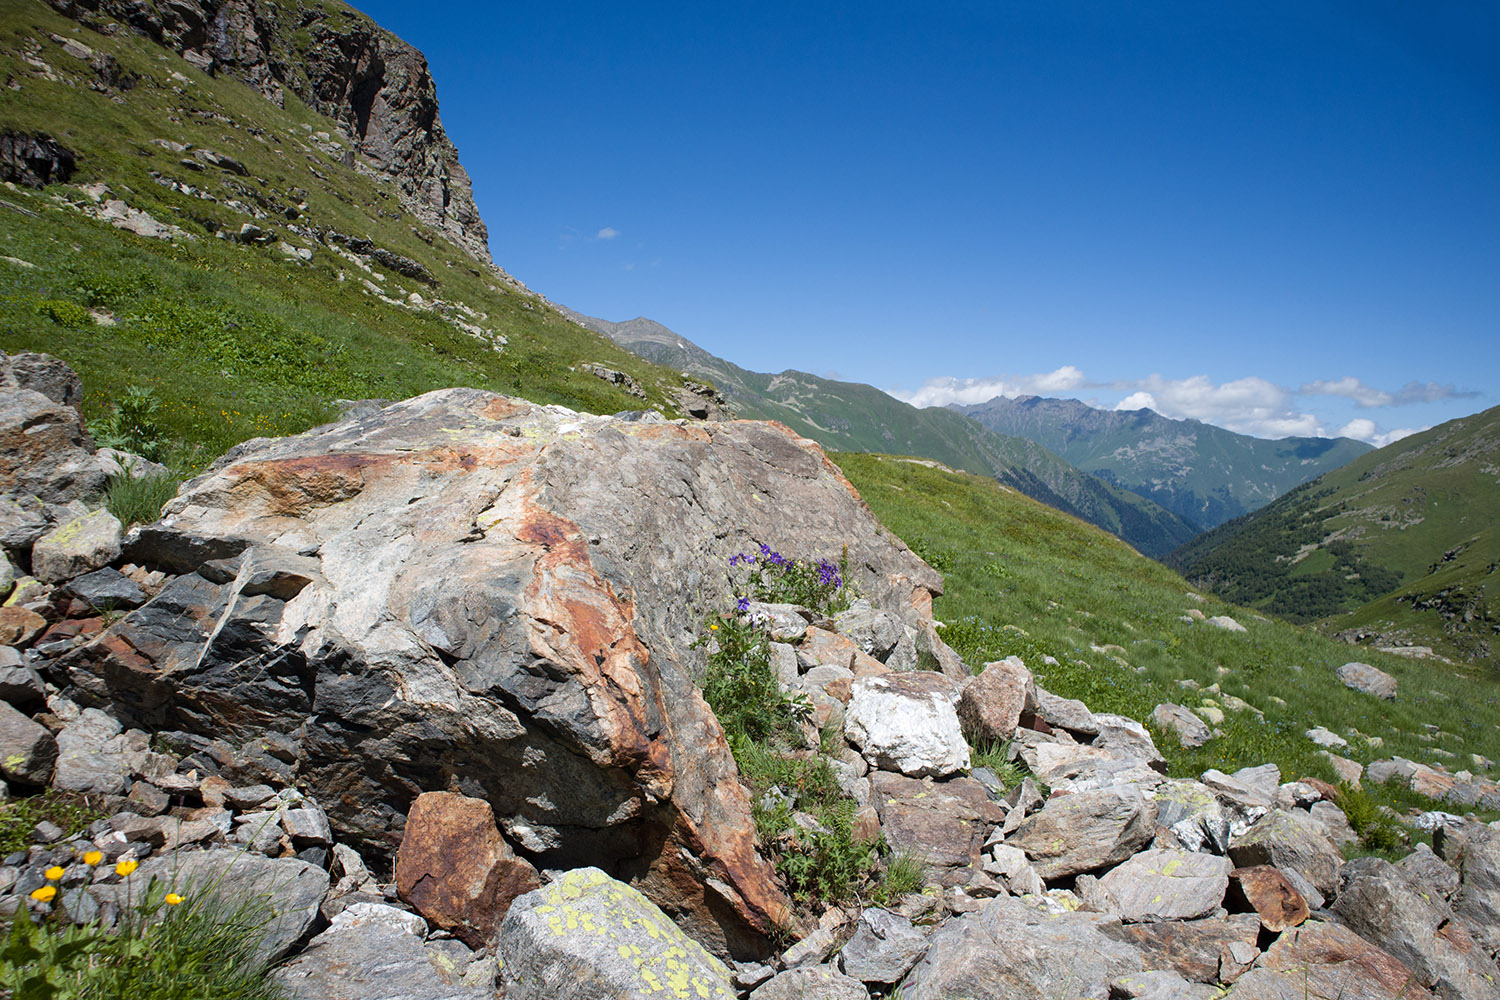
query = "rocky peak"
xmin=48 ymin=0 xmax=492 ymax=264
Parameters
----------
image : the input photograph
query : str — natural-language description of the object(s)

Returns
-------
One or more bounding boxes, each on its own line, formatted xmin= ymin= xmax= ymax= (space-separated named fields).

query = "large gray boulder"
xmin=1434 ymin=822 xmax=1500 ymax=960
xmin=1222 ymin=921 xmax=1435 ymax=1000
xmin=498 ymin=868 xmax=736 ymax=1000
xmin=63 ymin=391 xmax=949 ymax=956
xmin=750 ymin=967 xmax=869 ymax=1000
xmin=1008 ymin=785 xmax=1157 ymax=879
xmin=1096 ymin=849 xmax=1232 ymax=922
xmin=0 ymin=388 xmax=104 ymax=504
xmin=871 ymin=772 xmax=1005 ymax=886
xmin=31 ymin=508 xmax=123 ymax=583
xmin=838 ymin=908 xmax=928 ymax=986
xmin=899 ymin=895 xmax=1143 ymax=1000
xmin=0 ymin=698 xmax=57 ymax=785
xmin=1333 ymin=858 xmax=1499 ymax=1000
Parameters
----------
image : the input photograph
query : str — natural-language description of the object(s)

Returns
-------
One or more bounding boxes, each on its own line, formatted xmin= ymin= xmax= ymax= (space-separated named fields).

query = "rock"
xmin=1035 ymin=685 xmax=1099 ymax=736
xmin=59 ymin=394 xmax=958 ymax=955
xmin=748 ymin=603 xmax=809 ymax=642
xmin=1009 ymin=786 xmax=1157 ymax=880
xmin=1103 ymin=914 xmax=1261 ymax=984
xmin=64 ymin=568 xmax=146 ymax=611
xmin=1321 ymin=752 xmax=1364 ymax=787
xmin=1394 ymin=843 xmax=1459 ymax=902
xmin=94 ymin=447 xmax=169 ymax=483
xmin=497 ymin=867 xmax=736 ymax=1000
xmin=0 ymin=389 xmax=104 ymax=504
xmin=780 ymin=906 xmax=853 ymax=969
xmin=1223 ymin=921 xmax=1435 ymax=1000
xmin=1308 ymin=800 xmax=1358 ymax=848
xmin=833 ymin=599 xmax=905 ymax=660
xmin=1336 ymin=662 xmax=1397 ymax=700
xmin=0 ymin=659 xmax=45 ymax=707
xmin=900 ymin=895 xmax=1144 ymax=1000
xmin=1097 ymin=849 xmax=1232 ymax=922
xmin=1152 ymin=703 xmax=1212 ymax=748
xmin=0 ymin=607 xmax=46 ymax=647
xmin=1153 ymin=780 xmax=1233 ymax=855
xmin=839 ymin=907 xmax=928 ymax=986
xmin=393 ymin=797 xmax=552 ymax=947
xmin=1227 ymin=810 xmax=1342 ymax=900
xmin=982 ymin=842 xmax=1045 ymax=895
xmin=752 ymin=967 xmax=870 ymax=1000
xmin=31 ymin=509 xmax=123 ymax=584
xmin=1205 ymin=616 xmax=1245 ymax=632
xmin=0 ymin=699 xmax=57 ymax=785
xmin=1227 ymin=865 xmax=1308 ymax=932
xmin=274 ymin=901 xmax=494 ymax=999
xmin=1332 ymin=857 xmax=1497 ymax=1000
xmin=845 ymin=674 xmax=968 ymax=778
xmin=1306 ymin=726 xmax=1348 ymax=749
xmin=871 ymin=773 xmax=1005 ymax=886
xmin=51 ymin=708 xmax=130 ymax=794
xmin=1433 ymin=822 xmax=1500 ymax=961
xmin=957 ymin=656 xmax=1035 ymax=747
xmin=0 ymin=132 xmax=76 ymax=187
xmin=1093 ymin=715 xmax=1167 ymax=770
xmin=798 ymin=627 xmax=887 ymax=676
xmin=1112 ymin=969 xmax=1223 ymax=1000
xmin=95 ymin=849 xmax=328 ymax=965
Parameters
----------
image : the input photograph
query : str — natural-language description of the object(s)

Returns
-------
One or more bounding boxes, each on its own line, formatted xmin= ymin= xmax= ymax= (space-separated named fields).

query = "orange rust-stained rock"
xmin=1229 ymin=865 xmax=1309 ymax=932
xmin=396 ymin=791 xmax=540 ymax=948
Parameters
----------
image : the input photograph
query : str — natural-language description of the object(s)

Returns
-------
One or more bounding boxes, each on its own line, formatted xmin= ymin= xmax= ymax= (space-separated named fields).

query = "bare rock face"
xmin=51 ymin=0 xmax=492 ymax=264
xmin=60 ymin=390 xmax=943 ymax=958
xmin=0 ymin=132 xmax=76 ymax=187
xmin=395 ymin=791 xmax=540 ymax=948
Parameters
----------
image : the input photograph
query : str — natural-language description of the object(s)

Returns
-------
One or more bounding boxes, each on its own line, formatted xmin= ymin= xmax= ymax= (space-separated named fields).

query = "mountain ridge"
xmin=954 ymin=393 xmax=1372 ymax=531
xmin=563 ymin=307 xmax=1200 ymax=558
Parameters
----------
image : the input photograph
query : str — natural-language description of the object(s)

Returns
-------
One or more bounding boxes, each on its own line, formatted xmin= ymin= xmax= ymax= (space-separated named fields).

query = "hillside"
xmin=955 ymin=394 xmax=1372 ymax=531
xmin=1168 ymin=404 xmax=1500 ymax=665
xmin=0 ymin=0 xmax=708 ymax=468
xmin=835 ymin=451 xmax=1500 ymax=801
xmin=566 ymin=309 xmax=1199 ymax=558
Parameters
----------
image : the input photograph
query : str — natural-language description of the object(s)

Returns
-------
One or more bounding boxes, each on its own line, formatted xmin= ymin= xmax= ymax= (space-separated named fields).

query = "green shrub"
xmin=697 ymin=614 xmax=804 ymax=745
xmin=91 ymin=386 xmax=169 ymax=462
xmin=0 ymin=793 xmax=103 ymax=857
xmin=1337 ymin=782 xmax=1406 ymax=856
xmin=34 ymin=299 xmax=92 ymax=327
xmin=103 ymin=471 xmax=179 ymax=528
xmin=873 ymin=851 xmax=928 ymax=904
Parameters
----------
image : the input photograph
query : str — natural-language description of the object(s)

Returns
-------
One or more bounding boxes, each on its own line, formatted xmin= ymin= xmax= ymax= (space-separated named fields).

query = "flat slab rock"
xmin=872 ymin=772 xmax=1006 ymax=885
xmin=275 ymin=902 xmax=493 ymax=1000
xmin=899 ymin=895 xmax=1143 ymax=1000
xmin=498 ymin=867 xmax=736 ymax=1000
xmin=1008 ymin=785 xmax=1157 ymax=879
xmin=1097 ymin=848 xmax=1232 ymax=922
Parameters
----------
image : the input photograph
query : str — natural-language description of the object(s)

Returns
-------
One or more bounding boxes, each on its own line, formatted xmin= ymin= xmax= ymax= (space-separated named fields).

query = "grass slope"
xmin=0 ymin=2 xmax=697 ymax=468
xmin=956 ymin=395 xmax=1371 ymax=531
xmin=1168 ymin=405 xmax=1500 ymax=665
xmin=834 ymin=452 xmax=1500 ymax=825
xmin=567 ymin=310 xmax=1198 ymax=559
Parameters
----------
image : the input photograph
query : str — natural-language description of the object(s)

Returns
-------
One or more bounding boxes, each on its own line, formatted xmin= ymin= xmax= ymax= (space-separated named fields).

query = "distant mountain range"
xmin=1168 ymin=404 xmax=1500 ymax=664
xmin=953 ymin=395 xmax=1372 ymax=532
xmin=563 ymin=310 xmax=1199 ymax=558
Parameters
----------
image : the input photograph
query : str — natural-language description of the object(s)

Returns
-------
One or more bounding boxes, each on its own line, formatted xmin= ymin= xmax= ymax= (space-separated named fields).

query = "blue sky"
xmin=349 ymin=1 xmax=1497 ymax=444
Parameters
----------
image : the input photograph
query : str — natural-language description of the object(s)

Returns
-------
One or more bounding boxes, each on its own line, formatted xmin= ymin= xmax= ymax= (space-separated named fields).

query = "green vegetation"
xmin=1169 ymin=405 xmax=1500 ymax=664
xmin=0 ymin=3 xmax=702 ymax=474
xmin=0 ymin=793 xmax=104 ymax=857
xmin=103 ymin=471 xmax=181 ymax=529
xmin=835 ymin=452 xmax=1500 ymax=833
xmin=697 ymin=552 xmax=909 ymax=910
xmin=4 ymin=863 xmax=288 ymax=1000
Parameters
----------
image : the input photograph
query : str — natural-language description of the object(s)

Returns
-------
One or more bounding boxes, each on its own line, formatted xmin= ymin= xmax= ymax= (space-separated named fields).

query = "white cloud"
xmin=1115 ymin=391 xmax=1156 ymax=411
xmin=1336 ymin=418 xmax=1424 ymax=447
xmin=890 ymin=366 xmax=1088 ymax=408
xmin=1301 ymin=376 xmax=1393 ymax=408
xmin=596 ymin=226 xmax=620 ymax=240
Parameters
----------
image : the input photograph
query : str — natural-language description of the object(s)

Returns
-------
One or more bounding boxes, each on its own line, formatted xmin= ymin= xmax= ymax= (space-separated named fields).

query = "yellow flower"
xmin=82 ymin=851 xmax=103 ymax=866
xmin=709 ymin=623 xmax=719 ymax=630
xmin=165 ymin=893 xmax=184 ymax=905
xmin=29 ymin=885 xmax=57 ymax=902
xmin=115 ymin=859 xmax=139 ymax=877
xmin=44 ymin=865 xmax=65 ymax=880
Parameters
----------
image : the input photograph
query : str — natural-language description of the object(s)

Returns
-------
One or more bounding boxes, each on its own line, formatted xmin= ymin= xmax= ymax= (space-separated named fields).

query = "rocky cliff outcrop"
xmin=49 ymin=0 xmax=492 ymax=264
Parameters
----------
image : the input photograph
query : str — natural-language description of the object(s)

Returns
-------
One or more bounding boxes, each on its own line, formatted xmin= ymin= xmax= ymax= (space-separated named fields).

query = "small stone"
xmin=30 ymin=509 xmax=123 ymax=584
xmin=1228 ymin=865 xmax=1309 ymax=932
xmin=0 ymin=606 xmax=47 ymax=647
xmin=1335 ymin=662 xmax=1397 ymax=700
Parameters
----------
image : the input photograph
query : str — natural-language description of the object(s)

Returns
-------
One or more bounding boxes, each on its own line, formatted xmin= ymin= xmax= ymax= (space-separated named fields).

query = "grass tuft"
xmin=103 ymin=471 xmax=180 ymax=528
